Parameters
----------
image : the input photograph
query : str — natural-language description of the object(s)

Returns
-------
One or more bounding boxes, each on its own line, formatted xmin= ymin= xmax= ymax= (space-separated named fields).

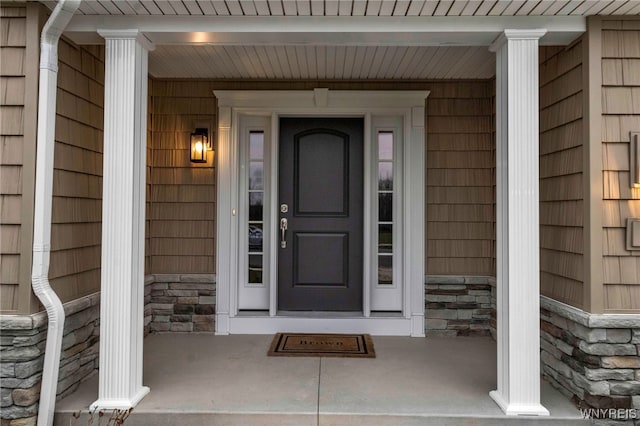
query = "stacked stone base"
xmin=144 ymin=274 xmax=216 ymax=334
xmin=1 ymin=293 xmax=100 ymax=425
xmin=4 ymin=275 xmax=640 ymax=425
xmin=424 ymin=276 xmax=496 ymax=337
xmin=540 ymin=296 xmax=640 ymax=423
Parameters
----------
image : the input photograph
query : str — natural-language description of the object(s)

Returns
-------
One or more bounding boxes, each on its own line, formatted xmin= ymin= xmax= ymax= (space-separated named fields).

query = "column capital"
xmin=489 ymin=29 xmax=547 ymax=52
xmin=97 ymin=29 xmax=155 ymax=51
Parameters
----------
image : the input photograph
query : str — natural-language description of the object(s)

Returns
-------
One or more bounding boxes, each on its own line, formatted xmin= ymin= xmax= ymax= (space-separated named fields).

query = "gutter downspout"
xmin=32 ymin=1 xmax=81 ymax=425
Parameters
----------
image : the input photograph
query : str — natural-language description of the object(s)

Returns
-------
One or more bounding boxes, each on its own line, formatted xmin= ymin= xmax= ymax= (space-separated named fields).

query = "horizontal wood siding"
xmin=538 ymin=42 xmax=585 ymax=309
xmin=149 ymin=80 xmax=495 ymax=276
xmin=149 ymin=81 xmax=216 ymax=274
xmin=426 ymin=81 xmax=495 ymax=276
xmin=50 ymin=38 xmax=105 ymax=303
xmin=600 ymin=20 xmax=640 ymax=312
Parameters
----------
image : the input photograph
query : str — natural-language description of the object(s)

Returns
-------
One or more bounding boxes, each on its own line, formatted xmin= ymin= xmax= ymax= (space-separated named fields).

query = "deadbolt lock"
xmin=280 ymin=204 xmax=289 ymax=213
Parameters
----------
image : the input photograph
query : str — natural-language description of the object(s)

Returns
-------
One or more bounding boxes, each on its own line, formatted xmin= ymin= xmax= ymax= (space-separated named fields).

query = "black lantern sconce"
xmin=190 ymin=127 xmax=211 ymax=163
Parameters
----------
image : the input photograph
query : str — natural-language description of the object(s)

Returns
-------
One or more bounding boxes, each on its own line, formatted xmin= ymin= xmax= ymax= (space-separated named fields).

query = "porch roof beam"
xmin=65 ymin=15 xmax=585 ymax=46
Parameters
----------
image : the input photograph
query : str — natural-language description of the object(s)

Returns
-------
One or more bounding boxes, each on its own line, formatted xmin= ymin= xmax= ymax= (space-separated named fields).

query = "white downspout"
xmin=32 ymin=1 xmax=81 ymax=425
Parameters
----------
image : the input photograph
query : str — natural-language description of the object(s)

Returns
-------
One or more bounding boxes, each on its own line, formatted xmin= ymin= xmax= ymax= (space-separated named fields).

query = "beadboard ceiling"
xmin=51 ymin=0 xmax=637 ymax=79
xmin=148 ymin=44 xmax=495 ymax=79
xmin=46 ymin=1 xmax=640 ymax=16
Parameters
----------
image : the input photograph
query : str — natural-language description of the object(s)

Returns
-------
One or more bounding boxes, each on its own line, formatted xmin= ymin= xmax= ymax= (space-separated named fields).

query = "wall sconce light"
xmin=631 ymin=132 xmax=639 ymax=188
xmin=190 ymin=128 xmax=210 ymax=163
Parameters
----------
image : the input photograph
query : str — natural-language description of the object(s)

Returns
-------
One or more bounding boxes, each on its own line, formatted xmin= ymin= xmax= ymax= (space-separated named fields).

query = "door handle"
xmin=280 ymin=218 xmax=288 ymax=249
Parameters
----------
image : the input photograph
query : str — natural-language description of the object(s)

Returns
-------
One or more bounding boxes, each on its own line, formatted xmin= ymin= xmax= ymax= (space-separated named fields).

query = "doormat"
xmin=268 ymin=333 xmax=375 ymax=358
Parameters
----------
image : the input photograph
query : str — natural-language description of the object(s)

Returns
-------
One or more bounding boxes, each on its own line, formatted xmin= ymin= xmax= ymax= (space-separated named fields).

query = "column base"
xmin=91 ymin=386 xmax=150 ymax=410
xmin=490 ymin=390 xmax=550 ymax=416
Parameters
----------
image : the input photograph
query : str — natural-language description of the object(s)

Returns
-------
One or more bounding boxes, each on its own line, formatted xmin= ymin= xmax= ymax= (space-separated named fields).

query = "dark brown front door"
xmin=278 ymin=117 xmax=364 ymax=311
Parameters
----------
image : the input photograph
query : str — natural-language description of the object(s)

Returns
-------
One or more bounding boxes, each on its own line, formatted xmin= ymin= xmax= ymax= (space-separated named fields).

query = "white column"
xmin=489 ymin=29 xmax=549 ymax=416
xmin=92 ymin=30 xmax=153 ymax=410
xmin=408 ymin=106 xmax=426 ymax=337
xmin=215 ymin=106 xmax=233 ymax=334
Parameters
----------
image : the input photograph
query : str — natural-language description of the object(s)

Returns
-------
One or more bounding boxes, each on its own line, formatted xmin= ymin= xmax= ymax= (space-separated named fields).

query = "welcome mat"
xmin=268 ymin=333 xmax=375 ymax=358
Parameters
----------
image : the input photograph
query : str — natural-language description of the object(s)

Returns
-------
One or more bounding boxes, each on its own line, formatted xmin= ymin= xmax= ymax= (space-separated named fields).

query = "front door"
xmin=278 ymin=117 xmax=364 ymax=311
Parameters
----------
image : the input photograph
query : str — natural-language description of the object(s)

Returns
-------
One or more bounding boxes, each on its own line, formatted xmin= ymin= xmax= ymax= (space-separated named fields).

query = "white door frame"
xmin=215 ymin=89 xmax=428 ymax=336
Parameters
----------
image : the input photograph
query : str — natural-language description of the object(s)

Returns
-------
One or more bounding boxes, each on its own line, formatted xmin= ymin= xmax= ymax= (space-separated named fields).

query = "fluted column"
xmin=92 ymin=30 xmax=153 ymax=410
xmin=215 ymin=106 xmax=233 ymax=334
xmin=489 ymin=29 xmax=549 ymax=416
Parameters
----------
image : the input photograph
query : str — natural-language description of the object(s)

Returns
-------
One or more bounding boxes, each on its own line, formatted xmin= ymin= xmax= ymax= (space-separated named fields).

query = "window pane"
xmin=378 ymin=162 xmax=393 ymax=190
xmin=249 ymin=162 xmax=264 ymax=190
xmin=250 ymin=132 xmax=264 ymax=160
xmin=378 ymin=192 xmax=392 ymax=222
xmin=248 ymin=224 xmax=263 ymax=252
xmin=248 ymin=254 xmax=263 ymax=284
xmin=378 ymin=255 xmax=392 ymax=285
xmin=378 ymin=132 xmax=393 ymax=161
xmin=378 ymin=224 xmax=392 ymax=253
xmin=249 ymin=192 xmax=263 ymax=221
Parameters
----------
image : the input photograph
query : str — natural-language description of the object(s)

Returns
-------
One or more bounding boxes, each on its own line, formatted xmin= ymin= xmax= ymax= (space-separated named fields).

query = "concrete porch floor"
xmin=55 ymin=334 xmax=587 ymax=425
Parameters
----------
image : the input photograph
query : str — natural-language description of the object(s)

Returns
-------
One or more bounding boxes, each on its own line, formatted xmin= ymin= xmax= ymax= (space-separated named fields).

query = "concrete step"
xmin=55 ymin=411 xmax=590 ymax=426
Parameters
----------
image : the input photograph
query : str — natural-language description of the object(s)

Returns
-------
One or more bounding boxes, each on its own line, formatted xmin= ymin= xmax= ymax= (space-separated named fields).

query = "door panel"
xmin=295 ymin=131 xmax=348 ymax=216
xmin=294 ymin=233 xmax=347 ymax=286
xmin=278 ymin=117 xmax=363 ymax=311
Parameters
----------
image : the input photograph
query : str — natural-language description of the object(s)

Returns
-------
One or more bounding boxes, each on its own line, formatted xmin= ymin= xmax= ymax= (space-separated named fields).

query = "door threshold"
xmin=235 ymin=310 xmax=405 ymax=319
xmin=277 ymin=311 xmax=364 ymax=318
xmin=220 ymin=312 xmax=423 ymax=336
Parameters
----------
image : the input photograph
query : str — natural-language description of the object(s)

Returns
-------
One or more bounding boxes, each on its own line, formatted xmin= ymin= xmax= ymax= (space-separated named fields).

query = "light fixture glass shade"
xmin=190 ymin=128 xmax=209 ymax=163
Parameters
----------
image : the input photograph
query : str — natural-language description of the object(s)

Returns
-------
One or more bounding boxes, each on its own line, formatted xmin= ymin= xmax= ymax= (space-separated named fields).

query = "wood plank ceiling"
xmin=50 ymin=0 xmax=639 ymax=79
xmin=60 ymin=1 xmax=640 ymax=16
xmin=149 ymin=45 xmax=496 ymax=79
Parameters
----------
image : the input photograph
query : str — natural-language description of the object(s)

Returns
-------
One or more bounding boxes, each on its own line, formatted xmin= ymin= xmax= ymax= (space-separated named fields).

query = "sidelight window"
xmin=377 ymin=131 xmax=394 ymax=285
xmin=248 ymin=131 xmax=264 ymax=284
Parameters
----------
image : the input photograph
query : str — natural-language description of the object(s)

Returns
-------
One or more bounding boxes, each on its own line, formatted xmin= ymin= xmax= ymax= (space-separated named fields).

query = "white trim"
xmin=269 ymin=113 xmax=279 ymax=317
xmin=66 ymin=16 xmax=584 ymax=46
xmin=215 ymin=90 xmax=428 ymax=336
xmin=370 ymin=116 xmax=404 ymax=312
xmin=237 ymin=116 xmax=272 ymax=310
xmin=225 ymin=315 xmax=415 ymax=336
xmin=363 ymin=112 xmax=372 ymax=318
xmin=490 ymin=29 xmax=548 ymax=417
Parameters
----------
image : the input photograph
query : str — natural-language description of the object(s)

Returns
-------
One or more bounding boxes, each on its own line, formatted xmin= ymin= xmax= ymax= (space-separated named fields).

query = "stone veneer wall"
xmin=144 ymin=275 xmax=497 ymax=337
xmin=144 ymin=274 xmax=216 ymax=334
xmin=0 ymin=293 xmax=100 ymax=424
xmin=425 ymin=275 xmax=496 ymax=337
xmin=540 ymin=296 xmax=640 ymax=416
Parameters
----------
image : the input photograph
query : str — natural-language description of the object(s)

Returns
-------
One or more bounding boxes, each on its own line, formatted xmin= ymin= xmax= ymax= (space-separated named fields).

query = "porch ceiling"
xmin=56 ymin=1 xmax=614 ymax=79
xmin=149 ymin=44 xmax=496 ymax=79
xmin=46 ymin=0 xmax=640 ymax=16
